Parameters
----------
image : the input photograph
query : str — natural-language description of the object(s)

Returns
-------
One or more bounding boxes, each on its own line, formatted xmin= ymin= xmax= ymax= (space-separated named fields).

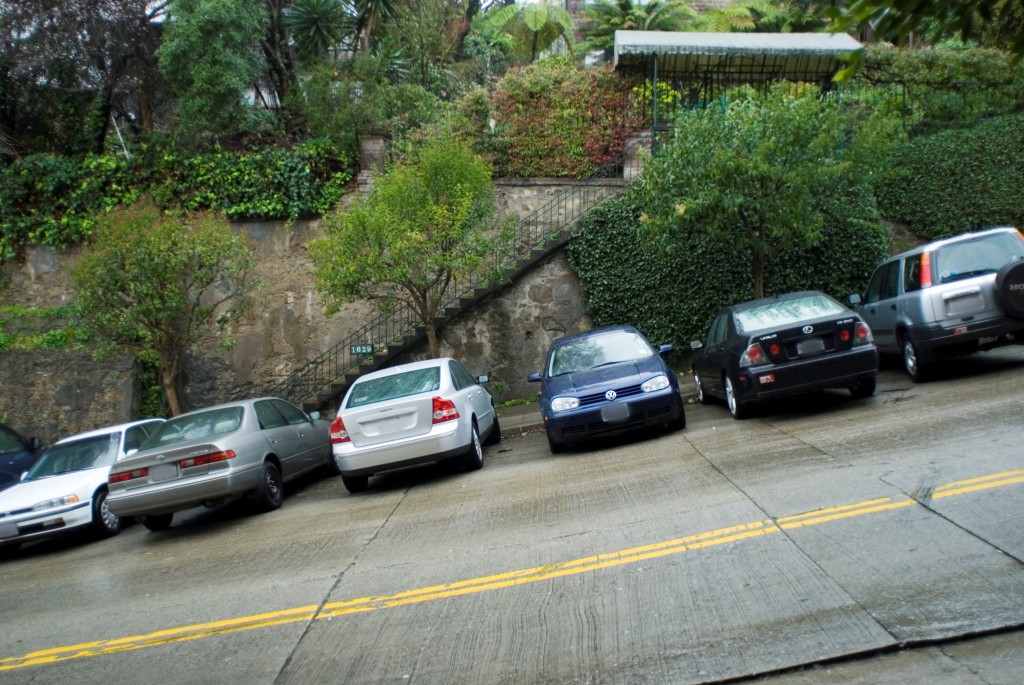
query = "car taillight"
xmin=329 ymin=416 xmax=350 ymax=444
xmin=179 ymin=450 xmax=235 ymax=468
xmin=839 ymin=329 xmax=851 ymax=342
xmin=739 ymin=343 xmax=767 ymax=368
xmin=109 ymin=467 xmax=148 ymax=484
xmin=920 ymin=251 xmax=933 ymax=288
xmin=432 ymin=397 xmax=459 ymax=424
xmin=854 ymin=322 xmax=873 ymax=345
xmin=767 ymin=342 xmax=781 ymax=355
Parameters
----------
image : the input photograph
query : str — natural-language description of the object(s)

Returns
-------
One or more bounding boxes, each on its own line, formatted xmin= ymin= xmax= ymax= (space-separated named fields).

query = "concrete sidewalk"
xmin=494 ymin=401 xmax=544 ymax=435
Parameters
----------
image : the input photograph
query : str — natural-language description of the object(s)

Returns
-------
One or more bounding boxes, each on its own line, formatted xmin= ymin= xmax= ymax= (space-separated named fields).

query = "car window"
xmin=903 ymin=254 xmax=923 ymax=293
xmin=548 ymin=330 xmax=653 ymax=377
xmin=0 ymin=427 xmax=25 ymax=454
xmin=141 ymin=407 xmax=244 ymax=449
xmin=271 ymin=399 xmax=310 ymax=426
xmin=124 ymin=424 xmax=157 ymax=453
xmin=24 ymin=434 xmax=119 ymax=479
xmin=449 ymin=361 xmax=476 ymax=390
xmin=865 ymin=261 xmax=900 ymax=303
xmin=734 ymin=294 xmax=846 ymax=334
xmin=935 ymin=232 xmax=1024 ymax=284
xmin=255 ymin=401 xmax=287 ymax=429
xmin=707 ymin=314 xmax=727 ymax=346
xmin=347 ymin=367 xmax=441 ymax=408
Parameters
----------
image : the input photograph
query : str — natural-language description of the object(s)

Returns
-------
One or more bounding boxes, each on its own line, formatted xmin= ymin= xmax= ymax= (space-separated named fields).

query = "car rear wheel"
xmin=693 ymin=370 xmax=710 ymax=405
xmin=91 ymin=489 xmax=122 ymax=538
xmin=725 ymin=375 xmax=749 ymax=420
xmin=142 ymin=513 xmax=173 ymax=532
xmin=341 ymin=474 xmax=368 ymax=493
xmin=461 ymin=421 xmax=484 ymax=472
xmin=849 ymin=375 xmax=877 ymax=399
xmin=253 ymin=462 xmax=284 ymax=512
xmin=483 ymin=413 xmax=501 ymax=446
xmin=902 ymin=335 xmax=931 ymax=382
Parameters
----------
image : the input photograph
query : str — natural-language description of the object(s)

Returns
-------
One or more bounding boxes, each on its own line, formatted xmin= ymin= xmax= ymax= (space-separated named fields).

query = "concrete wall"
xmin=0 ymin=177 xmax=619 ymax=430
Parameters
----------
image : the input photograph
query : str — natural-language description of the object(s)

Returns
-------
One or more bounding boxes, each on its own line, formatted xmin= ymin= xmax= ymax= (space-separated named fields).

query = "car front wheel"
xmin=91 ymin=489 xmax=122 ymax=538
xmin=546 ymin=430 xmax=566 ymax=454
xmin=693 ymin=370 xmax=710 ymax=405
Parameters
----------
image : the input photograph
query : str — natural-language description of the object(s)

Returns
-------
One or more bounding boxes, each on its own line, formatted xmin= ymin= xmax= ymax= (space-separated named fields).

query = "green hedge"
xmin=874 ymin=113 xmax=1024 ymax=240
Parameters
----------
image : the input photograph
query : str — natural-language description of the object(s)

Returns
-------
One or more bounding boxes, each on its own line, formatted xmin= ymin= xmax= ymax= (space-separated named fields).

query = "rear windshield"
xmin=140 ymin=407 xmax=244 ymax=449
xmin=935 ymin=232 xmax=1024 ymax=284
xmin=734 ymin=294 xmax=845 ymax=334
xmin=347 ymin=367 xmax=441 ymax=408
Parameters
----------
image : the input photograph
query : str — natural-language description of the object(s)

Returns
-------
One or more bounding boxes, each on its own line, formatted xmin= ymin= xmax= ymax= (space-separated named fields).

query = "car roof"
xmin=727 ymin=290 xmax=837 ymax=313
xmin=887 ymin=226 xmax=1021 ymax=260
xmin=550 ymin=324 xmax=642 ymax=347
xmin=54 ymin=418 xmax=165 ymax=445
xmin=354 ymin=358 xmax=453 ymax=383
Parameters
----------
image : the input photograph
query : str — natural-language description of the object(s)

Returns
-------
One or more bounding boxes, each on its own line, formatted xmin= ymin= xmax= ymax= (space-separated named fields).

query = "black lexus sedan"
xmin=690 ymin=291 xmax=878 ymax=419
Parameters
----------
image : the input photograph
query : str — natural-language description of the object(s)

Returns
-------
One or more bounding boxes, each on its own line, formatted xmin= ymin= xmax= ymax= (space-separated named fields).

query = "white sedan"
xmin=330 ymin=358 xmax=501 ymax=493
xmin=0 ymin=418 xmax=164 ymax=551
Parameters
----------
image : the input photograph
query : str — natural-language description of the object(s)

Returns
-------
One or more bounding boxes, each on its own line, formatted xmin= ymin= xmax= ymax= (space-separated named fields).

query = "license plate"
xmin=601 ymin=403 xmax=630 ymax=423
xmin=796 ymin=338 xmax=825 ymax=356
xmin=0 ymin=522 xmax=17 ymax=539
xmin=149 ymin=463 xmax=178 ymax=482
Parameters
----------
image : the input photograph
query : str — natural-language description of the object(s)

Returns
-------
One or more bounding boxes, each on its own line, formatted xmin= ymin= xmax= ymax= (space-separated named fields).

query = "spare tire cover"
xmin=995 ymin=259 xmax=1024 ymax=319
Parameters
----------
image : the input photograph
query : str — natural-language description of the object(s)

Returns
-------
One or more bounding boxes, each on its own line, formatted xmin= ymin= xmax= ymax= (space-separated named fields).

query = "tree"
xmin=636 ymin=85 xmax=853 ymax=299
xmin=482 ymin=0 xmax=575 ymax=63
xmin=824 ymin=0 xmax=1024 ymax=57
xmin=73 ymin=201 xmax=256 ymax=415
xmin=580 ymin=0 xmax=697 ymax=59
xmin=285 ymin=0 xmax=355 ymax=61
xmin=310 ymin=139 xmax=511 ymax=357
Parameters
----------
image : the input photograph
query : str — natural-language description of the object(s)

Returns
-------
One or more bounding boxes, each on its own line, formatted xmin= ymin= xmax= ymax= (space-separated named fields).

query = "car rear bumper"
xmin=908 ymin=317 xmax=1024 ymax=354
xmin=333 ymin=420 xmax=468 ymax=477
xmin=736 ymin=347 xmax=878 ymax=402
xmin=0 ymin=499 xmax=93 ymax=546
xmin=107 ymin=464 xmax=262 ymax=516
xmin=545 ymin=389 xmax=684 ymax=445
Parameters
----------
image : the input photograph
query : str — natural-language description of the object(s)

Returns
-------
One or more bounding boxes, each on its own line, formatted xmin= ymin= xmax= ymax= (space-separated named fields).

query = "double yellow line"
xmin=3 ymin=468 xmax=1023 ymax=672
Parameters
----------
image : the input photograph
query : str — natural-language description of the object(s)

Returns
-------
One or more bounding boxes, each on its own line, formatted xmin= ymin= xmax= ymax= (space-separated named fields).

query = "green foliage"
xmin=0 ymin=304 xmax=89 ymax=351
xmin=579 ymin=0 xmax=697 ymax=58
xmin=874 ymin=113 xmax=1024 ymax=240
xmin=73 ymin=201 xmax=257 ymax=414
xmin=482 ymin=1 xmax=576 ymax=64
xmin=470 ymin=58 xmax=645 ymax=177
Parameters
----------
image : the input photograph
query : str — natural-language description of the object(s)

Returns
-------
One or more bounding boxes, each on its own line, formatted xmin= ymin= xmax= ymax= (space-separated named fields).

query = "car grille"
xmin=560 ymin=406 xmax=671 ymax=436
xmin=578 ymin=384 xmax=643 ymax=406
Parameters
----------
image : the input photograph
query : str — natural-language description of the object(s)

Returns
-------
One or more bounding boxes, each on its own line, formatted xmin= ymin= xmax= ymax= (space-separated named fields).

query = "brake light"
xmin=432 ymin=397 xmax=459 ymax=424
xmin=920 ymin=251 xmax=932 ymax=288
xmin=179 ymin=450 xmax=235 ymax=468
xmin=109 ymin=467 xmax=148 ymax=484
xmin=329 ymin=416 xmax=350 ymax=444
xmin=739 ymin=343 xmax=766 ymax=367
xmin=854 ymin=322 xmax=873 ymax=345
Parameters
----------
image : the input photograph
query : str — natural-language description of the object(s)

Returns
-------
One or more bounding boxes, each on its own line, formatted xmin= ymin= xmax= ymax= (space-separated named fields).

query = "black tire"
xmin=461 ymin=421 xmax=484 ymax=472
xmin=91 ymin=489 xmax=122 ymax=538
xmin=849 ymin=375 xmax=877 ymax=399
xmin=142 ymin=513 xmax=173 ymax=532
xmin=483 ymin=413 xmax=502 ymax=446
xmin=995 ymin=259 xmax=1024 ymax=319
xmin=253 ymin=462 xmax=284 ymax=512
xmin=725 ymin=375 xmax=750 ymax=420
xmin=693 ymin=370 xmax=710 ymax=405
xmin=341 ymin=474 xmax=368 ymax=493
xmin=546 ymin=430 xmax=566 ymax=454
xmin=902 ymin=334 xmax=931 ymax=382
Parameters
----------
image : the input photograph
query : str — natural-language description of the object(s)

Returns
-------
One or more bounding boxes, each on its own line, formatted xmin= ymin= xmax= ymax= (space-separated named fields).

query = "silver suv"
xmin=851 ymin=226 xmax=1024 ymax=381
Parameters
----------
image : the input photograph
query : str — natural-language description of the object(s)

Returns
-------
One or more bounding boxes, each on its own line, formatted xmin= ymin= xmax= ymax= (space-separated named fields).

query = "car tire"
xmin=341 ymin=474 xmax=368 ymax=494
xmin=725 ymin=375 xmax=750 ymax=420
xmin=693 ymin=370 xmax=710 ymax=405
xmin=461 ymin=421 xmax=484 ymax=472
xmin=483 ymin=413 xmax=501 ymax=446
xmin=142 ymin=513 xmax=173 ymax=532
xmin=91 ymin=489 xmax=122 ymax=538
xmin=995 ymin=259 xmax=1024 ymax=319
xmin=546 ymin=430 xmax=566 ymax=454
xmin=253 ymin=462 xmax=284 ymax=512
xmin=902 ymin=334 xmax=931 ymax=382
xmin=849 ymin=375 xmax=877 ymax=399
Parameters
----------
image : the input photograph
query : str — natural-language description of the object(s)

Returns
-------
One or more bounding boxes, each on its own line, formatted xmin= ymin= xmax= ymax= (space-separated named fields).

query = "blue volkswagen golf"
xmin=527 ymin=324 xmax=686 ymax=453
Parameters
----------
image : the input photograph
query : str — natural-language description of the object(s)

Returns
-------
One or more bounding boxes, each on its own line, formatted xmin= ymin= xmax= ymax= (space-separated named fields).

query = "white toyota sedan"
xmin=330 ymin=358 xmax=500 ymax=493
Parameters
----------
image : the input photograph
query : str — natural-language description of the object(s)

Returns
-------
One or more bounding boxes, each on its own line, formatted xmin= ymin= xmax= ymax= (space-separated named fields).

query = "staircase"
xmin=272 ymin=150 xmax=641 ymax=413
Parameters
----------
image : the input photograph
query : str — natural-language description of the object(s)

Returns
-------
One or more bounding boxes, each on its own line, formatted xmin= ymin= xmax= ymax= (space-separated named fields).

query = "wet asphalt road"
xmin=1 ymin=349 xmax=1023 ymax=684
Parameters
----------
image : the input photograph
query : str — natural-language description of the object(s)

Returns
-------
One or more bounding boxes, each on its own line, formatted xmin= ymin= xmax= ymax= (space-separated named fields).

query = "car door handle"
xmin=890 ymin=304 xmax=897 ymax=311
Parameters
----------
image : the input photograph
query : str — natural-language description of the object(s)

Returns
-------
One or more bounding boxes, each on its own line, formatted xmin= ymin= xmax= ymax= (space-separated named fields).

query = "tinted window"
xmin=255 ymin=401 xmax=287 ymax=429
xmin=865 ymin=261 xmax=899 ymax=303
xmin=707 ymin=314 xmax=728 ymax=346
xmin=734 ymin=294 xmax=846 ymax=333
xmin=449 ymin=361 xmax=476 ymax=390
xmin=903 ymin=254 xmax=923 ymax=293
xmin=272 ymin=399 xmax=310 ymax=426
xmin=348 ymin=367 xmax=441 ymax=408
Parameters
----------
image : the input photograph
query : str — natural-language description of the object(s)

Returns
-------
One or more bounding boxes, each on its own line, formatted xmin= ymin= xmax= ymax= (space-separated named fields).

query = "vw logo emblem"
xmin=802 ymin=325 xmax=814 ymax=334
xmin=605 ymin=390 xmax=617 ymax=401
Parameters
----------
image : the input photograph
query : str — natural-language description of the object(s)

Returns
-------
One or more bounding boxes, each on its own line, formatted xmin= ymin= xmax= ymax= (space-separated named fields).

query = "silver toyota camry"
xmin=107 ymin=397 xmax=335 ymax=532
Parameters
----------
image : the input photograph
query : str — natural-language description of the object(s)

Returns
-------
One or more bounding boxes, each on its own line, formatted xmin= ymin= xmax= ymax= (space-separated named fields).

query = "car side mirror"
xmin=848 ymin=293 xmax=862 ymax=306
xmin=657 ymin=344 xmax=674 ymax=355
xmin=476 ymin=374 xmax=489 ymax=384
xmin=29 ymin=437 xmax=43 ymax=450
xmin=125 ymin=448 xmax=139 ymax=457
xmin=527 ymin=371 xmax=542 ymax=383
xmin=690 ymin=340 xmax=703 ymax=350
xmin=309 ymin=410 xmax=321 ymax=422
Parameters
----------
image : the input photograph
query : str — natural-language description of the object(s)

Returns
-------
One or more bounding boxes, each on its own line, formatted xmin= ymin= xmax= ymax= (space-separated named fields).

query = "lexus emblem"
xmin=802 ymin=325 xmax=814 ymax=334
xmin=605 ymin=390 xmax=617 ymax=401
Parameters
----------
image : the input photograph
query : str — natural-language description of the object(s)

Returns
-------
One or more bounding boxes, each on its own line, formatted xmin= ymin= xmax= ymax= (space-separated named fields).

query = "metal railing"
xmin=272 ymin=143 xmax=644 ymax=410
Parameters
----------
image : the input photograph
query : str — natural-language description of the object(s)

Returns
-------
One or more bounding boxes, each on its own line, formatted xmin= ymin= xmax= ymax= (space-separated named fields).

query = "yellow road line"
xmin=3 ymin=467 xmax=1023 ymax=672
